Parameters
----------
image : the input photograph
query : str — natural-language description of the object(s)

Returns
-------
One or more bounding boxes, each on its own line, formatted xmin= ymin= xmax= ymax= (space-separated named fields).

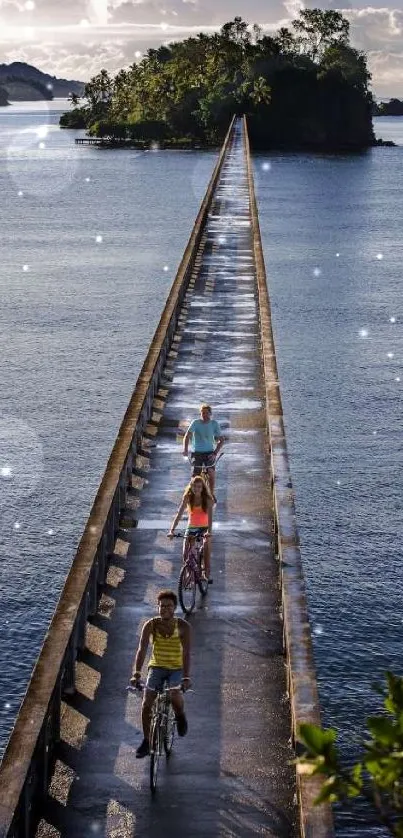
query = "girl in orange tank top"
xmin=168 ymin=475 xmax=213 ymax=580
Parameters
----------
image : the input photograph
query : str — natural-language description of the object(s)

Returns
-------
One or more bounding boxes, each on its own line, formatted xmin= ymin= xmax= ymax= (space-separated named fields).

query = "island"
xmin=61 ymin=10 xmax=388 ymax=151
xmin=373 ymin=98 xmax=403 ymax=116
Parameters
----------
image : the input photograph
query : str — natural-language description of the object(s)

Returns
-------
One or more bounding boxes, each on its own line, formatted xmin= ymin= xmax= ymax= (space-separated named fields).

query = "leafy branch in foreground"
xmin=297 ymin=672 xmax=403 ymax=836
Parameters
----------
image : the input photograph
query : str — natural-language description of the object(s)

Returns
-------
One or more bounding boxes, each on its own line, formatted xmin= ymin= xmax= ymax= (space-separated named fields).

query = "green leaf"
xmin=298 ymin=723 xmax=337 ymax=755
xmin=314 ymin=776 xmax=341 ymax=805
xmin=346 ymin=762 xmax=363 ymax=797
xmin=367 ymin=716 xmax=397 ymax=745
xmin=296 ymin=759 xmax=320 ymax=777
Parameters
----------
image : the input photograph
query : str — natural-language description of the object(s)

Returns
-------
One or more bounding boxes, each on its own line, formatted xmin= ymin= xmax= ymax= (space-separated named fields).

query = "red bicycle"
xmin=171 ymin=532 xmax=208 ymax=614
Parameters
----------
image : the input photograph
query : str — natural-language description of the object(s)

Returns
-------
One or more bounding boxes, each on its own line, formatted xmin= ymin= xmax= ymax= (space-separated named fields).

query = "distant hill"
xmin=0 ymin=62 xmax=85 ymax=103
xmin=373 ymin=98 xmax=403 ymax=116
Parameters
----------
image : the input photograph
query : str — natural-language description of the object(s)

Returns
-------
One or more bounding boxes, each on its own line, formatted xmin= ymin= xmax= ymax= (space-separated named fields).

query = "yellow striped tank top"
xmin=148 ymin=618 xmax=182 ymax=670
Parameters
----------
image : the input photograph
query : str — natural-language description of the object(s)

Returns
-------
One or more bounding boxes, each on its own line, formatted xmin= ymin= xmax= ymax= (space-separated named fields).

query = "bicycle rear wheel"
xmin=149 ymin=720 xmax=161 ymax=794
xmin=178 ymin=564 xmax=196 ymax=614
xmin=164 ymin=703 xmax=176 ymax=758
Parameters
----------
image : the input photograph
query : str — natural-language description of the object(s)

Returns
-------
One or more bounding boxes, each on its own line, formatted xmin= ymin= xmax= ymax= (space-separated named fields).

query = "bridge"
xmin=0 ymin=118 xmax=334 ymax=838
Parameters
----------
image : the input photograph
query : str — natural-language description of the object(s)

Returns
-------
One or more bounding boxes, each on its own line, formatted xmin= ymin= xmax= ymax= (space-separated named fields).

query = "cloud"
xmin=368 ymin=48 xmax=403 ymax=94
xmin=305 ymin=0 xmax=353 ymax=8
xmin=0 ymin=0 xmax=403 ymax=94
xmin=0 ymin=0 xmax=98 ymax=25
xmin=0 ymin=25 xmax=220 ymax=79
xmin=348 ymin=7 xmax=403 ymax=47
xmin=107 ymin=0 xmax=288 ymax=26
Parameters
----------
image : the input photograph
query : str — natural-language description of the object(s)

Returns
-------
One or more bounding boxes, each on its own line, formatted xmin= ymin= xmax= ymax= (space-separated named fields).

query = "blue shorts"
xmin=146 ymin=667 xmax=183 ymax=692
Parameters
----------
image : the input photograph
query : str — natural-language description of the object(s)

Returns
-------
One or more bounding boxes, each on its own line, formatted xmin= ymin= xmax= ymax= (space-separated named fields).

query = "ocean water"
xmin=0 ymin=102 xmax=402 ymax=836
xmin=255 ymin=115 xmax=403 ymax=836
xmin=0 ymin=98 xmax=216 ymax=736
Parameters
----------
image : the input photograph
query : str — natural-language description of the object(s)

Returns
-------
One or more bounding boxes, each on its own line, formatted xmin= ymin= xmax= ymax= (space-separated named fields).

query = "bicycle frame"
xmin=173 ymin=532 xmax=208 ymax=614
xmin=149 ymin=685 xmax=177 ymax=793
xmin=188 ymin=451 xmax=223 ymax=479
xmin=187 ymin=452 xmax=223 ymax=503
xmin=127 ymin=682 xmax=190 ymax=793
xmin=184 ymin=533 xmax=205 ymax=582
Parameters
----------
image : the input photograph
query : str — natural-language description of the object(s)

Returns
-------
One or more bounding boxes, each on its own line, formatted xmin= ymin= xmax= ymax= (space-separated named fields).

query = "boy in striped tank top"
xmin=131 ymin=590 xmax=191 ymax=758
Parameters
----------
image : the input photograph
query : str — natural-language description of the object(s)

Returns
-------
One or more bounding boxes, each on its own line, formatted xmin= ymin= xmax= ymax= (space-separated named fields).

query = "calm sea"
xmin=0 ymin=102 xmax=402 ymax=836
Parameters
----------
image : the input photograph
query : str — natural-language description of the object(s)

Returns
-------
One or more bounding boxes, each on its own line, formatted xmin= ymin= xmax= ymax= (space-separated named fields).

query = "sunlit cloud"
xmin=0 ymin=0 xmax=402 ymax=92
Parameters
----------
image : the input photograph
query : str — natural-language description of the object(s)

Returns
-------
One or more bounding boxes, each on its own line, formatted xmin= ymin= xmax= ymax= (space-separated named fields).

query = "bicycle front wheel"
xmin=164 ymin=703 xmax=176 ymax=758
xmin=197 ymin=573 xmax=208 ymax=596
xmin=149 ymin=721 xmax=161 ymax=794
xmin=178 ymin=564 xmax=196 ymax=614
xmin=197 ymin=546 xmax=208 ymax=596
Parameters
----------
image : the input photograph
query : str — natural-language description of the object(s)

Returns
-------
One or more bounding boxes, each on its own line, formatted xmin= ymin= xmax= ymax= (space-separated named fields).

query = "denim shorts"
xmin=184 ymin=526 xmax=208 ymax=538
xmin=146 ymin=667 xmax=183 ymax=691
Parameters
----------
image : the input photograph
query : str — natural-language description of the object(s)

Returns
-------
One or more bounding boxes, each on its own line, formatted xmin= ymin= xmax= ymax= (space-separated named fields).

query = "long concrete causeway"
xmin=0 ymin=119 xmax=333 ymax=838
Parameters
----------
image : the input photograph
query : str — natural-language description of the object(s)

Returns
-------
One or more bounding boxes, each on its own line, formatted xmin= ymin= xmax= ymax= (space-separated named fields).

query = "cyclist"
xmin=182 ymin=403 xmax=224 ymax=499
xmin=168 ymin=475 xmax=213 ymax=582
xmin=131 ymin=589 xmax=191 ymax=758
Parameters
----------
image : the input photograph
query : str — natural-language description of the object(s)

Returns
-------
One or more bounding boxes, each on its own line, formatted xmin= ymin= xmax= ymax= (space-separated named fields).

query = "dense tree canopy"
xmin=61 ymin=9 xmax=375 ymax=150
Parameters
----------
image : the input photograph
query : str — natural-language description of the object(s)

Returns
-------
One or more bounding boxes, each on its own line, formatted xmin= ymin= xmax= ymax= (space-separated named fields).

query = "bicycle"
xmin=171 ymin=531 xmax=209 ymax=614
xmin=128 ymin=681 xmax=187 ymax=794
xmin=186 ymin=451 xmax=224 ymax=502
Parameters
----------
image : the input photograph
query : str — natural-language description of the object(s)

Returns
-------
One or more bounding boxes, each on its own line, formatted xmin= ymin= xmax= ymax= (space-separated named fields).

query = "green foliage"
xmin=68 ymin=92 xmax=81 ymax=107
xmin=59 ymin=106 xmax=88 ymax=128
xmin=60 ymin=9 xmax=374 ymax=150
xmin=292 ymin=9 xmax=349 ymax=62
xmin=297 ymin=672 xmax=403 ymax=836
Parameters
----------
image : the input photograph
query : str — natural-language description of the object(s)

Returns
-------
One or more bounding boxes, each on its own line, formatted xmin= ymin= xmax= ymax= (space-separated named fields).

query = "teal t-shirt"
xmin=188 ymin=418 xmax=221 ymax=453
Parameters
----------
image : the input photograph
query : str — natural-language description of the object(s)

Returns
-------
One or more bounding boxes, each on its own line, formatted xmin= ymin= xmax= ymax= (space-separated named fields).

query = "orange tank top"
xmin=188 ymin=503 xmax=208 ymax=528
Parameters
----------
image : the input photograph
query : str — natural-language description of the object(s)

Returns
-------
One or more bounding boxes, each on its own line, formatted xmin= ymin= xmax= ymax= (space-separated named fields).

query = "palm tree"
xmin=67 ymin=92 xmax=80 ymax=107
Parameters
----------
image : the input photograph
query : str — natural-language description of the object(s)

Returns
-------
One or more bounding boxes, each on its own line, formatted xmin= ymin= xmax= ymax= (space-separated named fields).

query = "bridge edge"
xmin=243 ymin=115 xmax=335 ymax=838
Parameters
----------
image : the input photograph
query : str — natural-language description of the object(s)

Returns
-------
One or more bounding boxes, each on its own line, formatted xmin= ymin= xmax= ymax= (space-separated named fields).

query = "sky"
xmin=0 ymin=0 xmax=403 ymax=97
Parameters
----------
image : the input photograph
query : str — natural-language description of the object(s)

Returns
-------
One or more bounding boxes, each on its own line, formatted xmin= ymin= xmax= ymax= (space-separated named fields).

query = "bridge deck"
xmin=40 ymin=121 xmax=296 ymax=838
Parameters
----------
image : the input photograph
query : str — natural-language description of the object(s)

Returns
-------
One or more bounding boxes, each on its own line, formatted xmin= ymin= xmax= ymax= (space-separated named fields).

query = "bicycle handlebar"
xmin=127 ymin=682 xmax=193 ymax=694
xmin=127 ymin=682 xmax=144 ymax=693
xmin=167 ymin=531 xmax=210 ymax=539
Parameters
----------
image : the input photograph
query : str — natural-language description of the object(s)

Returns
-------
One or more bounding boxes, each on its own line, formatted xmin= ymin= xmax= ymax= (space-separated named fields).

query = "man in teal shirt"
xmin=182 ymin=404 xmax=225 ymax=497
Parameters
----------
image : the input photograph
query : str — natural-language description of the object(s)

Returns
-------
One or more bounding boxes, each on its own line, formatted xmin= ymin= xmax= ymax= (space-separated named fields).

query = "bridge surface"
xmin=35 ymin=120 xmax=296 ymax=837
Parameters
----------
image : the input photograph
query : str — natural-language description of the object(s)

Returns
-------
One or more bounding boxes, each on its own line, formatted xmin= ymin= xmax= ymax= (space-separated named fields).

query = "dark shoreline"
xmin=73 ymin=135 xmax=397 ymax=151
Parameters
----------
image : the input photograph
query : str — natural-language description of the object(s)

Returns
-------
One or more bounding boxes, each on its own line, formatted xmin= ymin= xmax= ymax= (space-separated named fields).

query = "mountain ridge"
xmin=0 ymin=62 xmax=85 ymax=103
